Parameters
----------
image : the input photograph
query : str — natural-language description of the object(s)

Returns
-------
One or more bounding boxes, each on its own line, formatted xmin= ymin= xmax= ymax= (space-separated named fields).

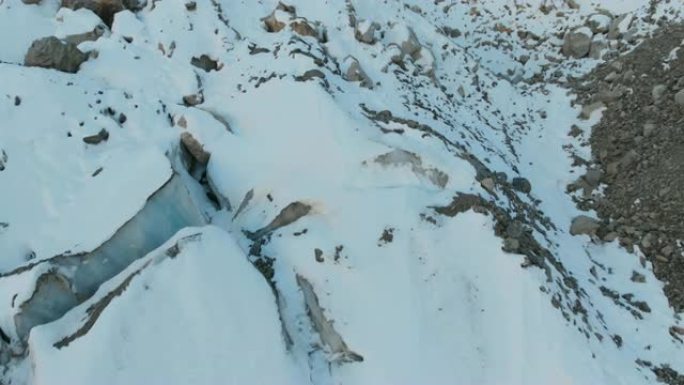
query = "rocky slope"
xmin=0 ymin=0 xmax=683 ymax=384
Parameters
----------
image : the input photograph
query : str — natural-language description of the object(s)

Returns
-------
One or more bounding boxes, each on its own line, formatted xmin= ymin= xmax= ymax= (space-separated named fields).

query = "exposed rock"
xmin=442 ymin=26 xmax=461 ymax=38
xmin=372 ymin=149 xmax=448 ymax=188
xmin=296 ymin=275 xmax=363 ymax=363
xmin=262 ymin=4 xmax=294 ymax=33
xmin=582 ymin=168 xmax=602 ymax=188
xmin=21 ymin=0 xmax=41 ymax=4
xmin=675 ymin=89 xmax=684 ymax=106
xmin=589 ymin=35 xmax=608 ymax=59
xmin=184 ymin=1 xmax=195 ymax=11
xmin=570 ymin=215 xmax=600 ymax=236
xmin=587 ymin=14 xmax=612 ymax=34
xmin=354 ymin=20 xmax=379 ymax=44
xmin=511 ymin=177 xmax=532 ymax=193
xmin=562 ymin=27 xmax=593 ymax=58
xmin=180 ymin=132 xmax=210 ymax=166
xmin=608 ymin=13 xmax=633 ymax=40
xmin=579 ymin=101 xmax=604 ymax=119
xmin=294 ymin=69 xmax=325 ymax=82
xmin=190 ymin=55 xmax=219 ymax=72
xmin=290 ymin=19 xmax=318 ymax=38
xmin=248 ymin=201 xmax=312 ymax=240
xmin=631 ymin=271 xmax=646 ymax=283
xmin=82 ymin=128 xmax=109 ymax=145
xmin=64 ymin=25 xmax=106 ymax=45
xmin=399 ymin=27 xmax=421 ymax=58
xmin=0 ymin=150 xmax=6 ymax=171
xmin=61 ymin=0 xmax=125 ymax=26
xmin=342 ymin=56 xmax=372 ymax=89
xmin=652 ymin=84 xmax=668 ymax=102
xmin=480 ymin=177 xmax=495 ymax=193
xmin=24 ymin=37 xmax=88 ymax=73
xmin=182 ymin=93 xmax=204 ymax=106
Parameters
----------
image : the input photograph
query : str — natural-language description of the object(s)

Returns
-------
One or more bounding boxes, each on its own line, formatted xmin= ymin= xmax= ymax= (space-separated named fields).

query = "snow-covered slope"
xmin=0 ymin=0 xmax=682 ymax=384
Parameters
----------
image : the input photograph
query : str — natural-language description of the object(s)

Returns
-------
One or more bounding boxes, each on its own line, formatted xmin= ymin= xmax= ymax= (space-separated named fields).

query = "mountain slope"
xmin=0 ymin=0 xmax=682 ymax=384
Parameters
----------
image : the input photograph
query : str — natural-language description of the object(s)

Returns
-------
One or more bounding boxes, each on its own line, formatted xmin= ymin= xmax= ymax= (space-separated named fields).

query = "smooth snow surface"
xmin=0 ymin=0 xmax=683 ymax=384
xmin=28 ymin=227 xmax=303 ymax=385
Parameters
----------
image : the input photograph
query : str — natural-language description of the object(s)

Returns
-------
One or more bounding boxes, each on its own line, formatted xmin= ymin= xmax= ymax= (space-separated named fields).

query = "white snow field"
xmin=0 ymin=0 xmax=682 ymax=384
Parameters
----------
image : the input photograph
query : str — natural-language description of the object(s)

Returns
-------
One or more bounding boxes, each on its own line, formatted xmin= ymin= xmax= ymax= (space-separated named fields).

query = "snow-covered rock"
xmin=1 ymin=0 xmax=683 ymax=384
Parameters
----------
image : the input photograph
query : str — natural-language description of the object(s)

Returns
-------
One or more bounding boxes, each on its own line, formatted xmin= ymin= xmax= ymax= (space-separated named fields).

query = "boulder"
xmin=399 ymin=27 xmax=421 ymax=57
xmin=182 ymin=93 xmax=204 ymax=106
xmin=562 ymin=27 xmax=593 ymax=58
xmin=570 ymin=215 xmax=601 ymax=236
xmin=64 ymin=25 xmax=106 ymax=45
xmin=61 ymin=0 xmax=125 ymax=26
xmin=355 ymin=20 xmax=379 ymax=44
xmin=290 ymin=19 xmax=317 ymax=38
xmin=25 ymin=37 xmax=88 ymax=73
xmin=675 ymin=89 xmax=684 ymax=106
xmin=262 ymin=3 xmax=295 ymax=33
xmin=190 ymin=55 xmax=219 ymax=72
xmin=82 ymin=129 xmax=109 ymax=145
xmin=652 ymin=84 xmax=667 ymax=103
xmin=180 ymin=132 xmax=210 ymax=165
xmin=342 ymin=56 xmax=372 ymax=89
xmin=511 ymin=177 xmax=532 ymax=193
xmin=587 ymin=14 xmax=612 ymax=34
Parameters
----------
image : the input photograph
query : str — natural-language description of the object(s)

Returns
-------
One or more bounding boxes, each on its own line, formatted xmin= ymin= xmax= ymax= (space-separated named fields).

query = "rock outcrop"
xmin=24 ymin=37 xmax=88 ymax=73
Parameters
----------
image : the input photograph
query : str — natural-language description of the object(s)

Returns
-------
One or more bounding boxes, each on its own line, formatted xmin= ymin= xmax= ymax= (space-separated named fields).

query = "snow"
xmin=54 ymin=8 xmax=102 ymax=39
xmin=28 ymin=227 xmax=304 ymax=385
xmin=0 ymin=0 xmax=683 ymax=383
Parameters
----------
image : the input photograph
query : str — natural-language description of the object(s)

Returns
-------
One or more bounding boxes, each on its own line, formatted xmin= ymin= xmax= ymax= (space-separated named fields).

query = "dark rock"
xmin=182 ymin=93 xmax=204 ymax=106
xmin=184 ymin=1 xmax=196 ymax=10
xmin=248 ymin=201 xmax=312 ymax=240
xmin=190 ymin=55 xmax=218 ymax=72
xmin=314 ymin=248 xmax=324 ymax=263
xmin=82 ymin=129 xmax=109 ymax=145
xmin=0 ymin=149 xmax=7 ymax=171
xmin=180 ymin=132 xmax=210 ymax=165
xmin=570 ymin=215 xmax=600 ymax=236
xmin=511 ymin=177 xmax=532 ymax=193
xmin=342 ymin=56 xmax=372 ymax=89
xmin=354 ymin=20 xmax=380 ymax=44
xmin=291 ymin=19 xmax=317 ymax=38
xmin=631 ymin=271 xmax=646 ymax=283
xmin=64 ymin=25 xmax=106 ymax=45
xmin=24 ymin=37 xmax=87 ymax=73
xmin=562 ymin=27 xmax=593 ymax=58
xmin=61 ymin=0 xmax=125 ymax=26
xmin=294 ymin=69 xmax=325 ymax=82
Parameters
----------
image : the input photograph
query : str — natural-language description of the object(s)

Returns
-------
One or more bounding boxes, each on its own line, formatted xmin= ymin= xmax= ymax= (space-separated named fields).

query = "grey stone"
xmin=61 ymin=0 xmax=125 ymax=26
xmin=82 ymin=128 xmax=109 ymax=145
xmin=24 ymin=37 xmax=87 ymax=73
xmin=570 ymin=215 xmax=601 ymax=236
xmin=562 ymin=28 xmax=593 ymax=58
xmin=643 ymin=123 xmax=656 ymax=137
xmin=342 ymin=56 xmax=372 ymax=89
xmin=64 ymin=25 xmax=106 ymax=46
xmin=652 ymin=84 xmax=667 ymax=102
xmin=511 ymin=177 xmax=532 ymax=193
xmin=291 ymin=19 xmax=317 ymax=38
xmin=180 ymin=132 xmax=210 ymax=165
xmin=190 ymin=55 xmax=218 ymax=72
xmin=354 ymin=20 xmax=380 ymax=44
xmin=182 ymin=93 xmax=204 ymax=106
xmin=675 ymin=89 xmax=684 ymax=106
